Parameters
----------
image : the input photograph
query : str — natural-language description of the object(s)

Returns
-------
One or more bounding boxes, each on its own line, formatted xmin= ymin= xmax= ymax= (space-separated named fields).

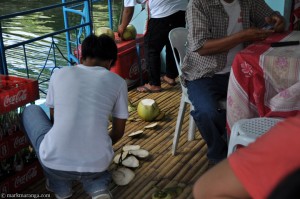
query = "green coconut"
xmin=137 ymin=99 xmax=160 ymax=122
xmin=95 ymin=27 xmax=115 ymax=40
xmin=121 ymin=24 xmax=137 ymax=41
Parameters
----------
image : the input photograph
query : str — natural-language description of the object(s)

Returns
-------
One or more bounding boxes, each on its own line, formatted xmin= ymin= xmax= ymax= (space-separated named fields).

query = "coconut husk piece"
xmin=154 ymin=111 xmax=165 ymax=121
xmin=112 ymin=167 xmax=135 ymax=186
xmin=123 ymin=145 xmax=141 ymax=151
xmin=128 ymin=130 xmax=144 ymax=138
xmin=128 ymin=117 xmax=142 ymax=122
xmin=121 ymin=155 xmax=139 ymax=168
xmin=144 ymin=122 xmax=158 ymax=129
xmin=113 ymin=151 xmax=129 ymax=164
xmin=128 ymin=149 xmax=150 ymax=159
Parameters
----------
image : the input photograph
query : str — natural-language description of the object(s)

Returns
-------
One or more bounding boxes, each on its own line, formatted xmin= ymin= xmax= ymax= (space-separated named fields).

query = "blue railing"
xmin=0 ymin=0 xmax=114 ymax=96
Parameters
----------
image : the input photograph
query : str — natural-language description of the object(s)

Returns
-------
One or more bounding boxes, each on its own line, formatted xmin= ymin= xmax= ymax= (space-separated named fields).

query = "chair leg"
xmin=172 ymin=96 xmax=187 ymax=156
xmin=188 ymin=116 xmax=196 ymax=141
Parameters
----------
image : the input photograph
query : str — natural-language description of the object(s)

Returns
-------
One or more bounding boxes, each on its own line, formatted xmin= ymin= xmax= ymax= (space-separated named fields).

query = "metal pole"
xmin=108 ymin=0 xmax=113 ymax=29
xmin=0 ymin=22 xmax=8 ymax=75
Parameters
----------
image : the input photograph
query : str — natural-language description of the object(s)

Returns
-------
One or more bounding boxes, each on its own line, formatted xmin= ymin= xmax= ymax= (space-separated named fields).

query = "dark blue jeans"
xmin=186 ymin=73 xmax=229 ymax=163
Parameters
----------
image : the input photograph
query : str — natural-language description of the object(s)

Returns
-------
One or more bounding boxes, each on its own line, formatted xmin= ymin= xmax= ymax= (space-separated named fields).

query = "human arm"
xmin=197 ymin=28 xmax=274 ymax=56
xmin=186 ymin=0 xmax=281 ymax=56
xmin=110 ymin=117 xmax=126 ymax=145
xmin=118 ymin=6 xmax=134 ymax=37
xmin=193 ymin=160 xmax=251 ymax=199
xmin=110 ymin=80 xmax=128 ymax=145
xmin=50 ymin=108 xmax=54 ymax=124
xmin=45 ymin=71 xmax=56 ymax=122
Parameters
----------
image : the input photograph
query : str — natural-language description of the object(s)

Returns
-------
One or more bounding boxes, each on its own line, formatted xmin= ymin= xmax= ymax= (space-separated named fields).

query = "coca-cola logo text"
xmin=4 ymin=90 xmax=27 ymax=107
xmin=14 ymin=167 xmax=38 ymax=188
xmin=14 ymin=136 xmax=27 ymax=148
xmin=0 ymin=143 xmax=8 ymax=157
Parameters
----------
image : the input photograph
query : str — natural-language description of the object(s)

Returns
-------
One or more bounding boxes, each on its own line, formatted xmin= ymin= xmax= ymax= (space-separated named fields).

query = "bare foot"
xmin=137 ymin=83 xmax=162 ymax=93
xmin=161 ymin=76 xmax=176 ymax=86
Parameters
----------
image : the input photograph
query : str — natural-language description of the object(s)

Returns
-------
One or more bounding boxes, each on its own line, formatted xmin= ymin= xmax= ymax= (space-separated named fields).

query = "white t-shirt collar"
xmin=77 ymin=64 xmax=105 ymax=71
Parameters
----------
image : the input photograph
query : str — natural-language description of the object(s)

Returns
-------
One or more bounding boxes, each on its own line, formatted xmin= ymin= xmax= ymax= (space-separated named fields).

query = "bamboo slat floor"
xmin=22 ymin=81 xmax=209 ymax=199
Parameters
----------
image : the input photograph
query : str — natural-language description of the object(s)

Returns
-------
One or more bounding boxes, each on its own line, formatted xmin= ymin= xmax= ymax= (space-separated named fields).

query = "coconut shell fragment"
xmin=121 ymin=156 xmax=139 ymax=168
xmin=113 ymin=151 xmax=129 ymax=164
xmin=144 ymin=122 xmax=158 ymax=129
xmin=129 ymin=149 xmax=149 ymax=159
xmin=112 ymin=167 xmax=135 ymax=186
xmin=123 ymin=145 xmax=141 ymax=152
xmin=128 ymin=130 xmax=144 ymax=138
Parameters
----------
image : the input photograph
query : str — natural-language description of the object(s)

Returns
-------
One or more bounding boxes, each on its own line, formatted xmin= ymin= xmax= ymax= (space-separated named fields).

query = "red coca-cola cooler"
xmin=112 ymin=34 xmax=147 ymax=87
xmin=74 ymin=34 xmax=148 ymax=87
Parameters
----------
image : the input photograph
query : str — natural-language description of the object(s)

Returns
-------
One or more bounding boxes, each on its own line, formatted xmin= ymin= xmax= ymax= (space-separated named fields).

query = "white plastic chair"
xmin=169 ymin=28 xmax=227 ymax=155
xmin=169 ymin=28 xmax=195 ymax=155
xmin=227 ymin=117 xmax=282 ymax=156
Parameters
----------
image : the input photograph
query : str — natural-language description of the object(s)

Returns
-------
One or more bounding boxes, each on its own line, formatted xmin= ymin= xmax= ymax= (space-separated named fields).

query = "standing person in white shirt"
xmin=21 ymin=34 xmax=128 ymax=199
xmin=118 ymin=0 xmax=188 ymax=92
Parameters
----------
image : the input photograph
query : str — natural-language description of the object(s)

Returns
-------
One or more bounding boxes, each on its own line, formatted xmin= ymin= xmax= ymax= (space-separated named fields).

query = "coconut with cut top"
xmin=137 ymin=99 xmax=160 ymax=122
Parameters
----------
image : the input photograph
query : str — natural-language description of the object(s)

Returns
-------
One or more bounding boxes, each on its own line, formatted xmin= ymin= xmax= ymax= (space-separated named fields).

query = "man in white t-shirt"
xmin=21 ymin=34 xmax=128 ymax=199
xmin=118 ymin=0 xmax=188 ymax=92
xmin=182 ymin=0 xmax=285 ymax=168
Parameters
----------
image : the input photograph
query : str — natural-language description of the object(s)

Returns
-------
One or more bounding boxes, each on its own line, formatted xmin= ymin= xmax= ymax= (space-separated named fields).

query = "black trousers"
xmin=144 ymin=11 xmax=186 ymax=86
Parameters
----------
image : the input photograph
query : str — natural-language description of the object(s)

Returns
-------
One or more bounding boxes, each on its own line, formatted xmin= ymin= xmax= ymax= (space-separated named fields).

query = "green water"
xmin=0 ymin=0 xmax=122 ymax=96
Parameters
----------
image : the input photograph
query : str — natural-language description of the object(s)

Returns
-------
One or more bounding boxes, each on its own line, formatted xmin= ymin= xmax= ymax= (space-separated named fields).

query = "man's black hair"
xmin=81 ymin=34 xmax=117 ymax=65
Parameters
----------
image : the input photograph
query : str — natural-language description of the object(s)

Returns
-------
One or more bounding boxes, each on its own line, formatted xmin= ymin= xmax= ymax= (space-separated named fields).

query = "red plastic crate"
xmin=0 ymin=131 xmax=29 ymax=161
xmin=0 ymin=75 xmax=39 ymax=114
xmin=0 ymin=160 xmax=44 ymax=194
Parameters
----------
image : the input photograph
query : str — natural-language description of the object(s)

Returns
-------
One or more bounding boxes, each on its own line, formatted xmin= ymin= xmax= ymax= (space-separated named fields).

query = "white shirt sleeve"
xmin=45 ymin=72 xmax=56 ymax=108
xmin=124 ymin=0 xmax=136 ymax=7
xmin=112 ymin=81 xmax=129 ymax=119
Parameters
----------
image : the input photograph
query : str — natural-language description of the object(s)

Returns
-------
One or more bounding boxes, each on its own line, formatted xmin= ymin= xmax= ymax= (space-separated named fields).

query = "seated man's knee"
xmin=192 ymin=108 xmax=220 ymax=123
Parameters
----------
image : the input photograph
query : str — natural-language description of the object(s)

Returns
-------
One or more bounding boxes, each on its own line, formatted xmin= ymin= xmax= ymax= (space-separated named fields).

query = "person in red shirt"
xmin=193 ymin=115 xmax=300 ymax=199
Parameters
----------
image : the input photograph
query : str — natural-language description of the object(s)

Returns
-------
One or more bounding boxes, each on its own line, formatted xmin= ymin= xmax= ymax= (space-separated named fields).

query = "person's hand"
xmin=118 ymin=25 xmax=126 ymax=38
xmin=265 ymin=12 xmax=285 ymax=33
xmin=241 ymin=27 xmax=274 ymax=42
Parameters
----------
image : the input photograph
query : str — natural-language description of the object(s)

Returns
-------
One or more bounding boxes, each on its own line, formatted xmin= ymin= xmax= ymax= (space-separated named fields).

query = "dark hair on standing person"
xmin=81 ymin=34 xmax=118 ymax=65
xmin=268 ymin=168 xmax=300 ymax=199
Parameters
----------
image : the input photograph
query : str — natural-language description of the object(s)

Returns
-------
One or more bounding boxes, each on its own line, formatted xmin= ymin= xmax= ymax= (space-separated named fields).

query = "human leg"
xmin=81 ymin=170 xmax=112 ymax=199
xmin=21 ymin=105 xmax=73 ymax=198
xmin=21 ymin=104 xmax=52 ymax=156
xmin=186 ymin=74 xmax=229 ymax=163
xmin=45 ymin=176 xmax=73 ymax=199
xmin=164 ymin=11 xmax=186 ymax=81
xmin=144 ymin=18 xmax=171 ymax=87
